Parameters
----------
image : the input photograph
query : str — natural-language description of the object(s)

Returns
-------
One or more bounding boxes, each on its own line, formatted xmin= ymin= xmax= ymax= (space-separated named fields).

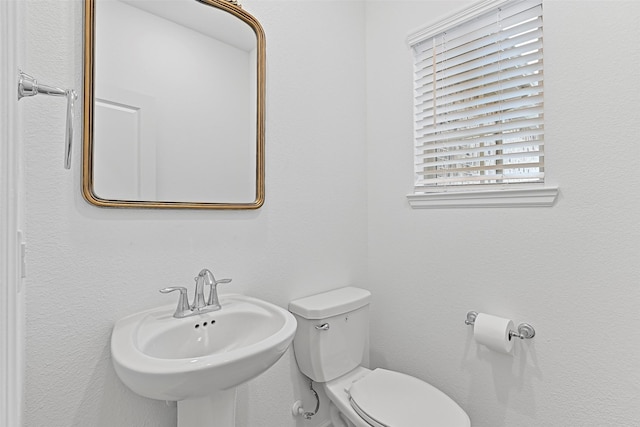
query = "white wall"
xmin=21 ymin=0 xmax=366 ymax=426
xmin=365 ymin=1 xmax=640 ymax=426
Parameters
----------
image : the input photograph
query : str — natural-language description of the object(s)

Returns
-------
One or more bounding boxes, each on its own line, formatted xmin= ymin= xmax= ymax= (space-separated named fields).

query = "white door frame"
xmin=1 ymin=0 xmax=24 ymax=425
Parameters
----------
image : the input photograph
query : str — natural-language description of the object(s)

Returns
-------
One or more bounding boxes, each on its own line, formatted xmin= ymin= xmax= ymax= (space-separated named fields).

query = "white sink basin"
xmin=111 ymin=293 xmax=297 ymax=402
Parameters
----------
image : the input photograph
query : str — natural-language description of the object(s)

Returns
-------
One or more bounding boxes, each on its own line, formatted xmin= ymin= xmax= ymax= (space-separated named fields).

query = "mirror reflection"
xmin=83 ymin=0 xmax=265 ymax=209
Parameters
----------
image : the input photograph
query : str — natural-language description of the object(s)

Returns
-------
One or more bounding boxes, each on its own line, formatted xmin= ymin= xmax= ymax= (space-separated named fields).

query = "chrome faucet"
xmin=160 ymin=268 xmax=232 ymax=318
xmin=192 ymin=269 xmax=210 ymax=311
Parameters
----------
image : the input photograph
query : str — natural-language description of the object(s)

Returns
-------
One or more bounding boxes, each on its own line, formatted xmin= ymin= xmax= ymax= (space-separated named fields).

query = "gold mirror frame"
xmin=82 ymin=0 xmax=265 ymax=209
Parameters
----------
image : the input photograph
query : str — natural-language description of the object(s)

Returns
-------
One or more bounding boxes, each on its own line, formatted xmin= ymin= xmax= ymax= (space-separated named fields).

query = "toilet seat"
xmin=348 ymin=369 xmax=470 ymax=427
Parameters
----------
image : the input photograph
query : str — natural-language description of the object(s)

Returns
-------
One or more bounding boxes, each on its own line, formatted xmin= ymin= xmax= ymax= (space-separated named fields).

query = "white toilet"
xmin=289 ymin=287 xmax=471 ymax=427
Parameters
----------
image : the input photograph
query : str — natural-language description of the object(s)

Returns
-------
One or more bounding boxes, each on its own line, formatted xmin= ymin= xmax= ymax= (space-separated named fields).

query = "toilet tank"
xmin=289 ymin=287 xmax=371 ymax=382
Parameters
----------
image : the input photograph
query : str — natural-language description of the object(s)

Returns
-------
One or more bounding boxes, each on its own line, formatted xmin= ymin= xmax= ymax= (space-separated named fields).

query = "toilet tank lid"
xmin=289 ymin=287 xmax=371 ymax=319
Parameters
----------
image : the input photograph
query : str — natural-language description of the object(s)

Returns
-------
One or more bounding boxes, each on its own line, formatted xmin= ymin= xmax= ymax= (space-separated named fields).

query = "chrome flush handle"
xmin=315 ymin=323 xmax=330 ymax=331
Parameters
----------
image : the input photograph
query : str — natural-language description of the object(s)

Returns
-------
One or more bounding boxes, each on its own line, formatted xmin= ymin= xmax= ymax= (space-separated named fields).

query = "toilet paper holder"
xmin=465 ymin=311 xmax=535 ymax=340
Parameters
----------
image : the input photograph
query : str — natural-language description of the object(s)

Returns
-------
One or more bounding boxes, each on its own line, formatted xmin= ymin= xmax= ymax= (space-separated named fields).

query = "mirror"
xmin=83 ymin=0 xmax=265 ymax=209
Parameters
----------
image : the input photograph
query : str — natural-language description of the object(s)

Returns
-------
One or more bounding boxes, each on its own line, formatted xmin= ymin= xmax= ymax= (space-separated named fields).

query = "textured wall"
xmin=365 ymin=1 xmax=640 ymax=426
xmin=21 ymin=0 xmax=366 ymax=426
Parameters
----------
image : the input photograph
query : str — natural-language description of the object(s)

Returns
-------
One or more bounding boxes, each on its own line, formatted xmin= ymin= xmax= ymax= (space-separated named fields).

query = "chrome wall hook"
xmin=17 ymin=70 xmax=78 ymax=169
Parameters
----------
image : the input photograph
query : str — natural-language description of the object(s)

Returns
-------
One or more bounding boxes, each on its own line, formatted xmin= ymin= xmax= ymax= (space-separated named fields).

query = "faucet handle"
xmin=160 ymin=286 xmax=191 ymax=318
xmin=206 ymin=278 xmax=232 ymax=309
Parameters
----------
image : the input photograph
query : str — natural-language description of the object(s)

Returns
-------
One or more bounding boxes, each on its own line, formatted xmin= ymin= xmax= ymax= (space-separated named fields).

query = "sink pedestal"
xmin=177 ymin=389 xmax=236 ymax=427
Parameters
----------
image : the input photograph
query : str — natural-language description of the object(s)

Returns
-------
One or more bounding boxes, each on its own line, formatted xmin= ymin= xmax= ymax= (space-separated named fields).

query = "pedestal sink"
xmin=110 ymin=293 xmax=297 ymax=427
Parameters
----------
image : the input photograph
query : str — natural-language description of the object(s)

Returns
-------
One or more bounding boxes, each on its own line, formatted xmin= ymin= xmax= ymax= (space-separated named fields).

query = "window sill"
xmin=407 ymin=186 xmax=559 ymax=209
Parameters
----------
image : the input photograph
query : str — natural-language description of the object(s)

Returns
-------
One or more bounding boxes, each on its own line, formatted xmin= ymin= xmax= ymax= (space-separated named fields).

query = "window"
xmin=407 ymin=0 xmax=557 ymax=208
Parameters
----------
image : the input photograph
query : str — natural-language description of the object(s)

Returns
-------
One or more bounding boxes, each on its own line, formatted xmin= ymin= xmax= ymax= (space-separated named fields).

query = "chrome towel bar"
xmin=17 ymin=70 xmax=78 ymax=169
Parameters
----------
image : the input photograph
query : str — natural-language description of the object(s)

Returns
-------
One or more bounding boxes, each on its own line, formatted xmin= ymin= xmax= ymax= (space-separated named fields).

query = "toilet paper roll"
xmin=473 ymin=313 xmax=515 ymax=354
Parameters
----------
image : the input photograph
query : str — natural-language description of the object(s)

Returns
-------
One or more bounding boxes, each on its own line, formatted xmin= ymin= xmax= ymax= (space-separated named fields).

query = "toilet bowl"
xmin=289 ymin=287 xmax=470 ymax=427
xmin=328 ymin=398 xmax=354 ymax=427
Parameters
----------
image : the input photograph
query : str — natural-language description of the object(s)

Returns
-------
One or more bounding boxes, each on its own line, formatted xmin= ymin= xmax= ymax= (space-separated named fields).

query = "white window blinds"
xmin=411 ymin=0 xmax=544 ymax=191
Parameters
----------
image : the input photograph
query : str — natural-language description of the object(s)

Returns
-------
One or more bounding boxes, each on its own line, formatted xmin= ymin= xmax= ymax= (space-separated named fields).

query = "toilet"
xmin=289 ymin=287 xmax=471 ymax=427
